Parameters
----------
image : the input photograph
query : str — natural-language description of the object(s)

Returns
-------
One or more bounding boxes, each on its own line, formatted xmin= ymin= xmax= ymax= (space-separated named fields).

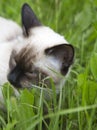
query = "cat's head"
xmin=7 ymin=3 xmax=74 ymax=90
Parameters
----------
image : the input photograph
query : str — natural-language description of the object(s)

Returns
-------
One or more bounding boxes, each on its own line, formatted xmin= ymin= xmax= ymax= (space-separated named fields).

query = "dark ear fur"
xmin=21 ymin=3 xmax=41 ymax=36
xmin=45 ymin=44 xmax=74 ymax=75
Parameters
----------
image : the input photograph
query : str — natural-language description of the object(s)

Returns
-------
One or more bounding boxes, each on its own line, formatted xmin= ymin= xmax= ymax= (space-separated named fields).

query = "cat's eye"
xmin=25 ymin=71 xmax=37 ymax=79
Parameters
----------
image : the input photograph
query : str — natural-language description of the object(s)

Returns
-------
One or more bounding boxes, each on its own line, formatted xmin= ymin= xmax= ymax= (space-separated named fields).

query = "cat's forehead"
xmin=29 ymin=26 xmax=68 ymax=50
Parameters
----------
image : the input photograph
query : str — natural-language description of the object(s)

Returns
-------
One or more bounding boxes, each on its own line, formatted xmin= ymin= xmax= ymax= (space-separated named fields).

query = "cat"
xmin=0 ymin=3 xmax=74 ymax=101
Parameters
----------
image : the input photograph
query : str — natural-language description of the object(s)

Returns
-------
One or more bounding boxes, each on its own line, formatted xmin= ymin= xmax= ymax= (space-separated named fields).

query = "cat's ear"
xmin=45 ymin=44 xmax=74 ymax=75
xmin=21 ymin=3 xmax=41 ymax=36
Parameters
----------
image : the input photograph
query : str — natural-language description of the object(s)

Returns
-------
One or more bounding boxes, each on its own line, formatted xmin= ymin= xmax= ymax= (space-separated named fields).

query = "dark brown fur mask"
xmin=7 ymin=3 xmax=74 ymax=91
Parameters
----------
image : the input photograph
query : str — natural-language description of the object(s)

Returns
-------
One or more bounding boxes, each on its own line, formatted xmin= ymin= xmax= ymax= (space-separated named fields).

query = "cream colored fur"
xmin=0 ymin=17 xmax=22 ymax=42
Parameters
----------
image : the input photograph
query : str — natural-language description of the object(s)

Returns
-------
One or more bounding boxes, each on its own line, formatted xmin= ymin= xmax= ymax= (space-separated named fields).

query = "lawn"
xmin=0 ymin=0 xmax=97 ymax=130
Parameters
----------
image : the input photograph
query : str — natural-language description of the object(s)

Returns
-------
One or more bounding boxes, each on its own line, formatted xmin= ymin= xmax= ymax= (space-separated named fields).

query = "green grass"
xmin=0 ymin=0 xmax=97 ymax=130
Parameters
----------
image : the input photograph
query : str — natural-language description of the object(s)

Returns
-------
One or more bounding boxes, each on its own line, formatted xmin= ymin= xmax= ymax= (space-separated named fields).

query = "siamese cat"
xmin=0 ymin=3 xmax=74 ymax=101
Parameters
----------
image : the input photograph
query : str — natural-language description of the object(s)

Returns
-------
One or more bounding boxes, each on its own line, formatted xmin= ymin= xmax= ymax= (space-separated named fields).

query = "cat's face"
xmin=7 ymin=4 xmax=74 ymax=90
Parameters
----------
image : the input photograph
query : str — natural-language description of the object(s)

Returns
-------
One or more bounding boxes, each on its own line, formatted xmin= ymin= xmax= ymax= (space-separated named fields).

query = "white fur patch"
xmin=29 ymin=26 xmax=68 ymax=51
xmin=0 ymin=17 xmax=22 ymax=43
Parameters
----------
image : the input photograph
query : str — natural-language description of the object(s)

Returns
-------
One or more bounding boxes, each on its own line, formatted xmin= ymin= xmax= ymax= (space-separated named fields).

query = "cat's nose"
xmin=7 ymin=72 xmax=17 ymax=86
xmin=7 ymin=66 xmax=22 ymax=88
